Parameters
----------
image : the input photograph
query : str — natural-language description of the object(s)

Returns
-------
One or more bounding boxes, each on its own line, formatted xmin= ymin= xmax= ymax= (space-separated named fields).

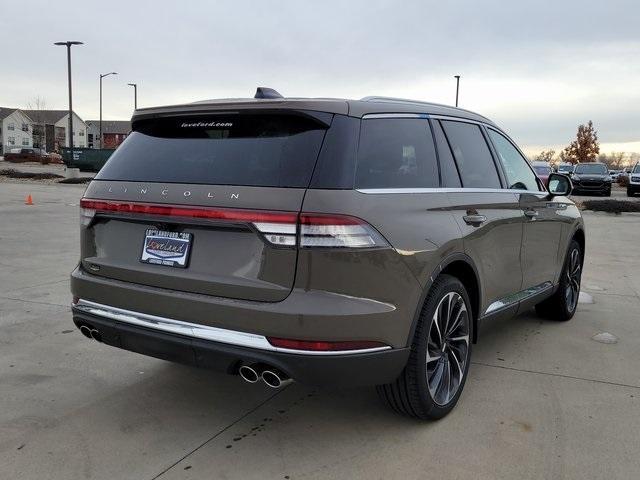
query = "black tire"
xmin=377 ymin=274 xmax=473 ymax=420
xmin=604 ymin=189 xmax=611 ymax=197
xmin=535 ymin=239 xmax=582 ymax=321
xmin=628 ymin=189 xmax=635 ymax=197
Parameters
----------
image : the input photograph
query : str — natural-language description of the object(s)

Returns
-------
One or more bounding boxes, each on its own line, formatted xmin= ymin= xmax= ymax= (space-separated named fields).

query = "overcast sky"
xmin=1 ymin=0 xmax=639 ymax=154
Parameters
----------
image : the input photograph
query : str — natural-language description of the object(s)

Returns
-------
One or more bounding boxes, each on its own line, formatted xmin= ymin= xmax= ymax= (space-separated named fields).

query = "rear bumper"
xmin=70 ymin=265 xmax=415 ymax=348
xmin=72 ymin=303 xmax=409 ymax=387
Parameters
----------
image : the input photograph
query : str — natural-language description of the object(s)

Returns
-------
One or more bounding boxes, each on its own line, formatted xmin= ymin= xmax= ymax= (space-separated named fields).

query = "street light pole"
xmin=99 ymin=72 xmax=117 ymax=149
xmin=54 ymin=41 xmax=83 ymax=160
xmin=454 ymin=75 xmax=461 ymax=107
xmin=127 ymin=83 xmax=138 ymax=110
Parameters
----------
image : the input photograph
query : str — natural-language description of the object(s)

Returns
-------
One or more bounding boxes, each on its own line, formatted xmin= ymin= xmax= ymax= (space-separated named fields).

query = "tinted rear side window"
xmin=310 ymin=115 xmax=359 ymax=189
xmin=431 ymin=120 xmax=461 ymax=188
xmin=96 ymin=113 xmax=329 ymax=187
xmin=355 ymin=118 xmax=438 ymax=189
xmin=441 ymin=120 xmax=501 ymax=189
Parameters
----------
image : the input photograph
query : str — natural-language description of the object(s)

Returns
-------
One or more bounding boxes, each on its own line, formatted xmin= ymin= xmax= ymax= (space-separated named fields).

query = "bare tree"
xmin=26 ymin=96 xmax=47 ymax=149
xmin=535 ymin=149 xmax=556 ymax=163
xmin=559 ymin=121 xmax=599 ymax=164
xmin=597 ymin=152 xmax=625 ymax=169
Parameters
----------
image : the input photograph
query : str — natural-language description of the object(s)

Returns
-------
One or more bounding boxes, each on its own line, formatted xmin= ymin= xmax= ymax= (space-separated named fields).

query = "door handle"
xmin=524 ymin=209 xmax=539 ymax=219
xmin=463 ymin=214 xmax=487 ymax=226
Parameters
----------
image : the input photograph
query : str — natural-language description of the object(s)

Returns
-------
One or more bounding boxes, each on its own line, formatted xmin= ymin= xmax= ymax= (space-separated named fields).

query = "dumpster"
xmin=61 ymin=148 xmax=115 ymax=172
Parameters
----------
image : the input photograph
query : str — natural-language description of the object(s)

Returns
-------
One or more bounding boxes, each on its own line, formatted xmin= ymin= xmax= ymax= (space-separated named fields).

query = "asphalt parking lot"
xmin=1 ymin=181 xmax=639 ymax=480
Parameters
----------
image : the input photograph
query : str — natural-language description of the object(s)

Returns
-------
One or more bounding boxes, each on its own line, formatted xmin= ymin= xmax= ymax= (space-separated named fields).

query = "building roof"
xmin=132 ymin=94 xmax=495 ymax=126
xmin=85 ymin=120 xmax=132 ymax=134
xmin=0 ymin=107 xmax=29 ymax=121
xmin=22 ymin=109 xmax=72 ymax=125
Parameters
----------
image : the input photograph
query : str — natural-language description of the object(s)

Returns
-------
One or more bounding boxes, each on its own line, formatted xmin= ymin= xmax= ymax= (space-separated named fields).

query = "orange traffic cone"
xmin=25 ymin=194 xmax=34 ymax=205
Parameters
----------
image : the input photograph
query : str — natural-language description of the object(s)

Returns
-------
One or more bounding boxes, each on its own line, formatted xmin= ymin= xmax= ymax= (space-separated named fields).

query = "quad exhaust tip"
xmin=238 ymin=365 xmax=261 ymax=383
xmin=238 ymin=364 xmax=292 ymax=388
xmin=261 ymin=369 xmax=292 ymax=389
xmin=79 ymin=325 xmax=102 ymax=342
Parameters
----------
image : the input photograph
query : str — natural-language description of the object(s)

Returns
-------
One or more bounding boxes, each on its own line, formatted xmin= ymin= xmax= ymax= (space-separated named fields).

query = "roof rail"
xmin=359 ymin=96 xmax=493 ymax=123
xmin=255 ymin=87 xmax=284 ymax=99
xmin=360 ymin=96 xmax=449 ymax=107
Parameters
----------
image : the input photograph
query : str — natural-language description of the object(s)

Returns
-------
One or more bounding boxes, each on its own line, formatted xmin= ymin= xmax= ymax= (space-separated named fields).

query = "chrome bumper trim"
xmin=73 ymin=299 xmax=391 ymax=356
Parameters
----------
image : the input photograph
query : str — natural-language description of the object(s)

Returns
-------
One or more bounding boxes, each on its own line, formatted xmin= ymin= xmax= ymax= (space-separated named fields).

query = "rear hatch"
xmin=80 ymin=111 xmax=332 ymax=302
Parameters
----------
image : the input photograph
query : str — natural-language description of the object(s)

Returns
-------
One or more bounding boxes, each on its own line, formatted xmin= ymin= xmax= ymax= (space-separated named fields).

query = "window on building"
xmin=21 ymin=123 xmax=29 ymax=132
xmin=22 ymin=137 xmax=29 ymax=146
xmin=79 ymin=130 xmax=85 ymax=137
xmin=8 ymin=123 xmax=15 ymax=131
xmin=8 ymin=136 xmax=15 ymax=145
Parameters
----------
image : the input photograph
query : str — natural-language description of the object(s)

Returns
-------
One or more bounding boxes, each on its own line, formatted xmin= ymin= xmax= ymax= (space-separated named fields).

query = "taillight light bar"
xmin=79 ymin=199 xmax=297 ymax=223
xmin=79 ymin=199 xmax=388 ymax=249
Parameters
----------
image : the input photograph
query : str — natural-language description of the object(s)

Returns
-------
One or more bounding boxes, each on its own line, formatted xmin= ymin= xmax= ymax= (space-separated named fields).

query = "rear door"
xmin=435 ymin=119 xmax=524 ymax=315
xmin=81 ymin=111 xmax=331 ymax=302
xmin=486 ymin=127 xmax=563 ymax=290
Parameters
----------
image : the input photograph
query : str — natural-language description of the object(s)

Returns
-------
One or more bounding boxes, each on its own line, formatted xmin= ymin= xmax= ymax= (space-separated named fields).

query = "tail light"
xmin=79 ymin=199 xmax=389 ymax=249
xmin=80 ymin=204 xmax=96 ymax=227
xmin=299 ymin=214 xmax=389 ymax=248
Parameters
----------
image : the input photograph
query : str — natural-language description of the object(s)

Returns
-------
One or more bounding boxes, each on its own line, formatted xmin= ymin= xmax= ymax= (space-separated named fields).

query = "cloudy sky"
xmin=2 ymin=0 xmax=639 ymax=155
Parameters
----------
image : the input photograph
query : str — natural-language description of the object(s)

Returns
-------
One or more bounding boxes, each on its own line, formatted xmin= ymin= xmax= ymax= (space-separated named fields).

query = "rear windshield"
xmin=574 ymin=163 xmax=607 ymax=175
xmin=96 ymin=113 xmax=329 ymax=187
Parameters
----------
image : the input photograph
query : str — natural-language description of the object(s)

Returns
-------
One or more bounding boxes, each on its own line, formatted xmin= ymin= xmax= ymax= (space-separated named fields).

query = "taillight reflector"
xmin=267 ymin=337 xmax=388 ymax=352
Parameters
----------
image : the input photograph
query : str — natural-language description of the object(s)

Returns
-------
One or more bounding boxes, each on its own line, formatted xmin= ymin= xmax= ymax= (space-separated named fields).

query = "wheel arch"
xmin=407 ymin=253 xmax=482 ymax=346
xmin=572 ymin=228 xmax=585 ymax=258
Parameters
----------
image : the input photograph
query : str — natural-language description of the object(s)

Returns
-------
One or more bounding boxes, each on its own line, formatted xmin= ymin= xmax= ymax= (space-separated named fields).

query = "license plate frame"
xmin=140 ymin=229 xmax=192 ymax=268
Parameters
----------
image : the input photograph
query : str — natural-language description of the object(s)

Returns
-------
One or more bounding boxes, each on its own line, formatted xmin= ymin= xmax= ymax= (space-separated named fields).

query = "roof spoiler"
xmin=255 ymin=87 xmax=284 ymax=99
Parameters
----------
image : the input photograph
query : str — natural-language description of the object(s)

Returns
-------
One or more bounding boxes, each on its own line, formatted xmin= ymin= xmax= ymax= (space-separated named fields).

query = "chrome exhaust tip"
xmin=89 ymin=329 xmax=102 ymax=342
xmin=261 ymin=369 xmax=292 ymax=389
xmin=238 ymin=365 xmax=260 ymax=383
xmin=79 ymin=325 xmax=93 ymax=339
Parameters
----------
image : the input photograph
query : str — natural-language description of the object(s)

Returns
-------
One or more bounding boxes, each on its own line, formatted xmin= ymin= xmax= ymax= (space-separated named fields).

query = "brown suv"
xmin=71 ymin=89 xmax=584 ymax=419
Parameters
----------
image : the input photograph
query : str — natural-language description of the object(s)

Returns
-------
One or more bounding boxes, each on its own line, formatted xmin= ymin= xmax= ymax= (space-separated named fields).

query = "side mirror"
xmin=547 ymin=173 xmax=572 ymax=197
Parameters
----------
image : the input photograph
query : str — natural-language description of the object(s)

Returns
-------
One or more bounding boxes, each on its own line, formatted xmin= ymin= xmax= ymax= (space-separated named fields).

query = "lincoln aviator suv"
xmin=71 ymin=88 xmax=584 ymax=419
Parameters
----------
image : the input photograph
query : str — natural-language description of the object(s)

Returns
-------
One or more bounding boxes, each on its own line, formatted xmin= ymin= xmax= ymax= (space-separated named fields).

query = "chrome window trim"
xmin=357 ymin=187 xmax=540 ymax=195
xmin=362 ymin=113 xmax=430 ymax=119
xmin=73 ymin=299 xmax=391 ymax=356
xmin=484 ymin=281 xmax=553 ymax=316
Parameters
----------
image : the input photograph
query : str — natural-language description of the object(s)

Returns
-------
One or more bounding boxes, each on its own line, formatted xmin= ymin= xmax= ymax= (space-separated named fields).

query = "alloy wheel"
xmin=426 ymin=292 xmax=470 ymax=406
xmin=565 ymin=248 xmax=581 ymax=312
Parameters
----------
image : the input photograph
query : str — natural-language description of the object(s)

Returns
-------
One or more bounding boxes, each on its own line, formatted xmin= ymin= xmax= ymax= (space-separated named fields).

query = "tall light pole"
xmin=454 ymin=75 xmax=461 ymax=107
xmin=127 ymin=83 xmax=138 ymax=110
xmin=54 ymin=41 xmax=83 ymax=160
xmin=99 ymin=72 xmax=117 ymax=149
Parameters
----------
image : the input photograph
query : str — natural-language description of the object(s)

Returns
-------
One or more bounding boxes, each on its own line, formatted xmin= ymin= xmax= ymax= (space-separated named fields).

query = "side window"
xmin=487 ymin=129 xmax=540 ymax=191
xmin=355 ymin=118 xmax=438 ymax=189
xmin=431 ymin=120 xmax=461 ymax=187
xmin=441 ymin=120 xmax=501 ymax=189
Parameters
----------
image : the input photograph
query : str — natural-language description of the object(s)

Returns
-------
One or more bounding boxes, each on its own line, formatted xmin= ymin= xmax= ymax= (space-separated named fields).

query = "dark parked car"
xmin=71 ymin=89 xmax=585 ymax=419
xmin=4 ymin=147 xmax=62 ymax=164
xmin=628 ymin=163 xmax=640 ymax=196
xmin=570 ymin=163 xmax=612 ymax=196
